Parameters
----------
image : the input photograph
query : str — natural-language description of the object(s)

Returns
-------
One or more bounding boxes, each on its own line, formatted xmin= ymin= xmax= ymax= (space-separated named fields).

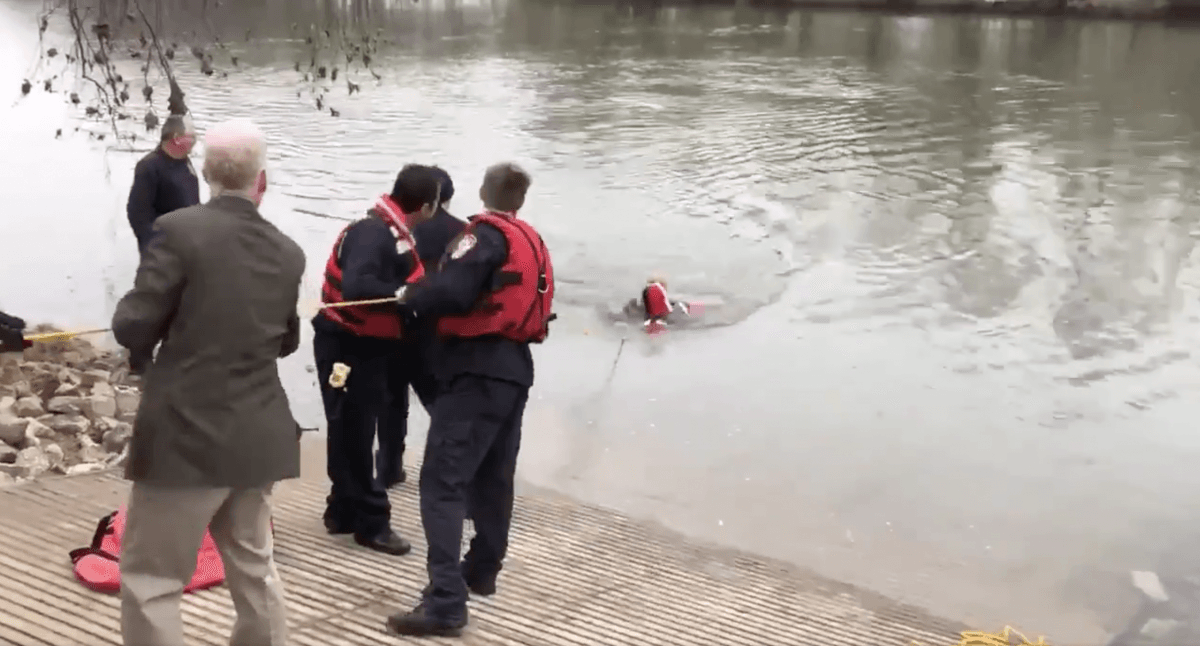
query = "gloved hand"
xmin=0 ymin=310 xmax=29 ymax=353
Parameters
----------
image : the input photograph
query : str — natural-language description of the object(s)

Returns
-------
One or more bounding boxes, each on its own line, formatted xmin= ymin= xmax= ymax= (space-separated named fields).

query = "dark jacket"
xmin=401 ymin=222 xmax=534 ymax=387
xmin=414 ymin=207 xmax=467 ymax=267
xmin=403 ymin=207 xmax=467 ymax=358
xmin=126 ymin=147 xmax=201 ymax=254
xmin=112 ymin=195 xmax=307 ymax=488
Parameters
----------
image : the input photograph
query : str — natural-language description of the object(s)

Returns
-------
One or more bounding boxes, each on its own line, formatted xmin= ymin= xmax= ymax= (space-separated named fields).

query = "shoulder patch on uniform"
xmin=450 ymin=233 xmax=477 ymax=260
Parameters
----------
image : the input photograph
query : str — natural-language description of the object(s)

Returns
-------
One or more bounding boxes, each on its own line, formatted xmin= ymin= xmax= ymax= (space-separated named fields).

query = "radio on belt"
xmin=329 ymin=362 xmax=351 ymax=389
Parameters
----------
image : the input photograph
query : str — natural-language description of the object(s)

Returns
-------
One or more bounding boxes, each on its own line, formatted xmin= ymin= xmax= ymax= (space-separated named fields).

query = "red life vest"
xmin=320 ymin=195 xmax=426 ymax=339
xmin=68 ymin=506 xmax=227 ymax=594
xmin=436 ymin=212 xmax=556 ymax=343
xmin=642 ymin=283 xmax=672 ymax=321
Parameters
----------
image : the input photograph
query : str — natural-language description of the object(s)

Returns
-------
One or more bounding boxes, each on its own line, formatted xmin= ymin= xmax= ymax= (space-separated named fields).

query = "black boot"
xmin=464 ymin=574 xmax=496 ymax=597
xmin=380 ymin=468 xmax=407 ymax=488
xmin=354 ymin=528 xmax=412 ymax=556
xmin=386 ymin=603 xmax=468 ymax=637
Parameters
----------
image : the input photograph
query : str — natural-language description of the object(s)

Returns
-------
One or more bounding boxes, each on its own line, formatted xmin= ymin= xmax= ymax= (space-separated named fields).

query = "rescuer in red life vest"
xmin=386 ymin=162 xmax=556 ymax=637
xmin=375 ymin=166 xmax=467 ymax=490
xmin=311 ymin=164 xmax=443 ymax=557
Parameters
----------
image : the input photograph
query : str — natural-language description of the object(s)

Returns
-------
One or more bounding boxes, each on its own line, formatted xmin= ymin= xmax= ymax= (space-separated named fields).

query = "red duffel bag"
xmin=68 ymin=506 xmax=226 ymax=594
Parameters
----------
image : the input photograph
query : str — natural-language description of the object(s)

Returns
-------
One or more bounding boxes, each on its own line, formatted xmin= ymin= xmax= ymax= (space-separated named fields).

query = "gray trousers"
xmin=119 ymin=482 xmax=288 ymax=646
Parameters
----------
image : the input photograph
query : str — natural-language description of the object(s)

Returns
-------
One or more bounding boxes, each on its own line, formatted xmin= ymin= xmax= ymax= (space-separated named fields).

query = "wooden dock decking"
xmin=0 ymin=442 xmax=966 ymax=646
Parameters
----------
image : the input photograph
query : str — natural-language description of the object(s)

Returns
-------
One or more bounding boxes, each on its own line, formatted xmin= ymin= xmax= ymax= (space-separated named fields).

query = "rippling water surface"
xmin=6 ymin=0 xmax=1200 ymax=641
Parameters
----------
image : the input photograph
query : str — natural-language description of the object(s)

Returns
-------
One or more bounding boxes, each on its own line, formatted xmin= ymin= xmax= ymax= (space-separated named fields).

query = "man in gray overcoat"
xmin=111 ymin=117 xmax=306 ymax=646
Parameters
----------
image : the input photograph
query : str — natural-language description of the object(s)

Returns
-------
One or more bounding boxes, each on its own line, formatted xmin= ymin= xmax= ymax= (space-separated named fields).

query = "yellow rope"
xmin=318 ymin=296 xmax=398 ymax=309
xmin=15 ymin=298 xmax=395 ymax=346
xmin=23 ymin=328 xmax=111 ymax=343
xmin=914 ymin=627 xmax=1050 ymax=646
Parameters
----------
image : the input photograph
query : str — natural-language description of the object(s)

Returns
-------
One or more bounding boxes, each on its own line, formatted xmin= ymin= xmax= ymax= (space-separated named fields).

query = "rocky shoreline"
xmin=0 ymin=329 xmax=138 ymax=486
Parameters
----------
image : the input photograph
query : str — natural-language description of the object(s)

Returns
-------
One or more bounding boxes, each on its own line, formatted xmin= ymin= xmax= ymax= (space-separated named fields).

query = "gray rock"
xmin=15 ymin=446 xmax=50 ymax=478
xmin=46 ymin=414 xmax=89 ymax=436
xmin=0 ymin=463 xmax=24 ymax=478
xmin=92 ymin=381 xmax=115 ymax=398
xmin=85 ymin=393 xmax=117 ymax=421
xmin=115 ymin=387 xmax=140 ymax=420
xmin=0 ymin=444 xmax=16 ymax=464
xmin=102 ymin=422 xmax=134 ymax=454
xmin=43 ymin=443 xmax=65 ymax=473
xmin=106 ymin=445 xmax=129 ymax=467
xmin=24 ymin=419 xmax=53 ymax=445
xmin=54 ymin=380 xmax=81 ymax=396
xmin=66 ymin=462 xmax=106 ymax=476
xmin=0 ymin=471 xmax=13 ymax=486
xmin=80 ymin=369 xmax=112 ymax=387
xmin=94 ymin=416 xmax=119 ymax=432
xmin=77 ymin=436 xmax=109 ymax=464
xmin=0 ymin=397 xmax=29 ymax=448
xmin=57 ymin=367 xmax=82 ymax=386
xmin=13 ymin=381 xmax=32 ymax=397
xmin=46 ymin=395 xmax=83 ymax=415
xmin=14 ymin=395 xmax=44 ymax=418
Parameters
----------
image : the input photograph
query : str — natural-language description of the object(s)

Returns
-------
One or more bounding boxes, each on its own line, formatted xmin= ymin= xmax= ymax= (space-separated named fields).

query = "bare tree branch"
xmin=19 ymin=0 xmax=396 ymax=144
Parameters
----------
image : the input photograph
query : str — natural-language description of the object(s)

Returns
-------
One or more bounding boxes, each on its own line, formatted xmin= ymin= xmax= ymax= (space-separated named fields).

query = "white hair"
xmin=202 ymin=118 xmax=267 ymax=194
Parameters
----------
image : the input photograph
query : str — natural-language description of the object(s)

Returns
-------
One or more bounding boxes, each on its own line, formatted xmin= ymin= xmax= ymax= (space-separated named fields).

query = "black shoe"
xmin=354 ymin=528 xmax=412 ymax=555
xmin=386 ymin=604 xmax=468 ymax=637
xmin=465 ymin=576 xmax=496 ymax=597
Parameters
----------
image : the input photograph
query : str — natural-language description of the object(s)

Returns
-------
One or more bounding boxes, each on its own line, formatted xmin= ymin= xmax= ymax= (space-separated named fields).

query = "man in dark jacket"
xmin=312 ymin=165 xmax=442 ymax=555
xmin=375 ymin=166 xmax=467 ymax=488
xmin=126 ymin=114 xmax=201 ymax=255
xmin=112 ymin=118 xmax=304 ymax=646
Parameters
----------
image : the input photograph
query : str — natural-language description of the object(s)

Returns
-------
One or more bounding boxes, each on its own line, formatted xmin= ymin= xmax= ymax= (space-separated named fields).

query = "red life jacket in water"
xmin=68 ymin=506 xmax=227 ymax=594
xmin=320 ymin=195 xmax=426 ymax=339
xmin=642 ymin=282 xmax=672 ymax=321
xmin=436 ymin=212 xmax=556 ymax=343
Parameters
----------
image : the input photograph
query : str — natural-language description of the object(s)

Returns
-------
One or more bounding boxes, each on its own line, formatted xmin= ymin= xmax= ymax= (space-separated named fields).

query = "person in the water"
xmin=640 ymin=276 xmax=689 ymax=334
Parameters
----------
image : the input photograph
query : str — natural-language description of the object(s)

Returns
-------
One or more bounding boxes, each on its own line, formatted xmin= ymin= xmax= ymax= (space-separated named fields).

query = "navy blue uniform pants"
xmin=421 ymin=374 xmax=528 ymax=619
xmin=313 ymin=328 xmax=393 ymax=537
xmin=376 ymin=345 xmax=438 ymax=485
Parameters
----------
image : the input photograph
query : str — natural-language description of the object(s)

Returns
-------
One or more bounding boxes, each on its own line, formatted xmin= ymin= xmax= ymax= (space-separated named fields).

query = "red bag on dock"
xmin=67 ymin=506 xmax=226 ymax=594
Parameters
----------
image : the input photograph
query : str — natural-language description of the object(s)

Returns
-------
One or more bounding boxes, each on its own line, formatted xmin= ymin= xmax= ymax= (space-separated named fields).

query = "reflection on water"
xmin=6 ymin=0 xmax=1200 ymax=641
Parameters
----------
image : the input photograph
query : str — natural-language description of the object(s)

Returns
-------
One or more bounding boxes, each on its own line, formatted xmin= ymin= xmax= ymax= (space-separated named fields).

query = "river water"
xmin=5 ymin=0 xmax=1200 ymax=641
